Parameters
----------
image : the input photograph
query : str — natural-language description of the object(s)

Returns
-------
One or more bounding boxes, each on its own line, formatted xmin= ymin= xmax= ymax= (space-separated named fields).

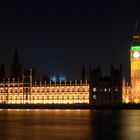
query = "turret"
xmin=81 ymin=65 xmax=86 ymax=82
xmin=0 ymin=62 xmax=6 ymax=81
xmin=10 ymin=47 xmax=22 ymax=81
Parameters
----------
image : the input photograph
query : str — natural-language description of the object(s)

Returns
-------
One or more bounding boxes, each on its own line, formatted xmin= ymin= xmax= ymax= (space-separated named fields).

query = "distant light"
xmin=50 ymin=75 xmax=57 ymax=81
xmin=59 ymin=74 xmax=66 ymax=81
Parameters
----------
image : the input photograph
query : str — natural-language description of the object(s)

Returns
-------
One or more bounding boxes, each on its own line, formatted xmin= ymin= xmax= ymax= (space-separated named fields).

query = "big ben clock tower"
xmin=130 ymin=23 xmax=140 ymax=103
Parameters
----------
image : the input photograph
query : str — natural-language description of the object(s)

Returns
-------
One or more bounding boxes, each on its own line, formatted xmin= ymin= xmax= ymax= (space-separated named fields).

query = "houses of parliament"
xmin=0 ymin=26 xmax=140 ymax=106
xmin=0 ymin=48 xmax=89 ymax=105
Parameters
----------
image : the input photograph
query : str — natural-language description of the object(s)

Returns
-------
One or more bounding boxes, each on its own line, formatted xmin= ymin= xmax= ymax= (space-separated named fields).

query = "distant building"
xmin=89 ymin=65 xmax=122 ymax=106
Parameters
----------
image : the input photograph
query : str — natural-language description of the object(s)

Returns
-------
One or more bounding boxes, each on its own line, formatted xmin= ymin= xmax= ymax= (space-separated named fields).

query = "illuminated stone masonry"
xmin=130 ymin=45 xmax=140 ymax=103
xmin=123 ymin=27 xmax=140 ymax=104
xmin=0 ymin=80 xmax=89 ymax=104
xmin=0 ymin=47 xmax=89 ymax=105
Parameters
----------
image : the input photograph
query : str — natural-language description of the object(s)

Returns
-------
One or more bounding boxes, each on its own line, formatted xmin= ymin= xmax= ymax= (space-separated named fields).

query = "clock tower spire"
xmin=133 ymin=22 xmax=140 ymax=45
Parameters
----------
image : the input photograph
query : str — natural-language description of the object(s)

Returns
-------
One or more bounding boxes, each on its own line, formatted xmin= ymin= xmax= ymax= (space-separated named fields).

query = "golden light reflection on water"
xmin=0 ymin=110 xmax=140 ymax=140
xmin=119 ymin=110 xmax=140 ymax=140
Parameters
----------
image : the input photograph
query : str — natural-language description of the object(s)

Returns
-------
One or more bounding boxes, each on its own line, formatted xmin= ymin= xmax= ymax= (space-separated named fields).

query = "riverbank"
xmin=0 ymin=103 xmax=140 ymax=109
xmin=0 ymin=104 xmax=90 ymax=109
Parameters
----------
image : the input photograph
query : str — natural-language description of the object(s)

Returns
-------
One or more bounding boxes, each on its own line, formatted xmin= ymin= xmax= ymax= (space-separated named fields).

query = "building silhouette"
xmin=0 ymin=62 xmax=6 ymax=82
xmin=10 ymin=47 xmax=22 ymax=81
xmin=89 ymin=65 xmax=122 ymax=106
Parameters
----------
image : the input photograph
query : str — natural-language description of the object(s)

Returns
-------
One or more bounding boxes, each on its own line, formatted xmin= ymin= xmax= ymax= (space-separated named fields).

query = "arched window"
xmin=42 ymin=96 xmax=44 ymax=100
xmin=37 ymin=96 xmax=39 ymax=100
xmin=32 ymin=96 xmax=35 ymax=100
xmin=67 ymin=96 xmax=69 ymax=100
xmin=78 ymin=95 xmax=80 ymax=100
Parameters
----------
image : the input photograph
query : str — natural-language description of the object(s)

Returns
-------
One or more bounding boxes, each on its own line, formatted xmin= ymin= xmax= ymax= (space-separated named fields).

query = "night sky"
xmin=0 ymin=0 xmax=140 ymax=80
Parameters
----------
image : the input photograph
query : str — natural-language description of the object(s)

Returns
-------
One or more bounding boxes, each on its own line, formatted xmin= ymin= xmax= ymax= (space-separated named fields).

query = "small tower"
xmin=132 ymin=22 xmax=140 ymax=46
xmin=10 ymin=47 xmax=22 ymax=81
xmin=30 ymin=68 xmax=32 ymax=87
xmin=81 ymin=65 xmax=86 ymax=82
xmin=0 ymin=62 xmax=6 ymax=81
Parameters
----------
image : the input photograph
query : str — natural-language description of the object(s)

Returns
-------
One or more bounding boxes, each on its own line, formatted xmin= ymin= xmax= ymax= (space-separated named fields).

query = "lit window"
xmin=15 ymin=96 xmax=17 ymax=100
xmin=93 ymin=87 xmax=96 ymax=92
xmin=52 ymin=88 xmax=54 ymax=92
xmin=10 ymin=96 xmax=12 ymax=100
xmin=83 ymin=95 xmax=85 ymax=99
xmin=115 ymin=87 xmax=119 ymax=92
xmin=52 ymin=96 xmax=54 ymax=100
xmin=78 ymin=96 xmax=80 ymax=100
xmin=82 ymin=88 xmax=85 ymax=92
xmin=20 ymin=96 xmax=22 ymax=100
xmin=104 ymin=88 xmax=107 ymax=92
xmin=93 ymin=95 xmax=96 ymax=100
xmin=62 ymin=88 xmax=65 ymax=92
xmin=6 ymin=96 xmax=8 ymax=100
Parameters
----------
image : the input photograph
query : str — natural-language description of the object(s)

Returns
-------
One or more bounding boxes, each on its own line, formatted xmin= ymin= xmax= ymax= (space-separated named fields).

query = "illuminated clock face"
xmin=133 ymin=51 xmax=140 ymax=58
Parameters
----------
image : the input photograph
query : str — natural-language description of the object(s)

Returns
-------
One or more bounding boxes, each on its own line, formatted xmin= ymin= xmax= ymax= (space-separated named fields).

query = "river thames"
xmin=0 ymin=109 xmax=140 ymax=140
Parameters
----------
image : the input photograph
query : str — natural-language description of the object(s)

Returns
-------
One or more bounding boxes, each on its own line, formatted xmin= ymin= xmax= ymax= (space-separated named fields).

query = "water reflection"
xmin=0 ymin=109 xmax=140 ymax=140
xmin=120 ymin=110 xmax=140 ymax=140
